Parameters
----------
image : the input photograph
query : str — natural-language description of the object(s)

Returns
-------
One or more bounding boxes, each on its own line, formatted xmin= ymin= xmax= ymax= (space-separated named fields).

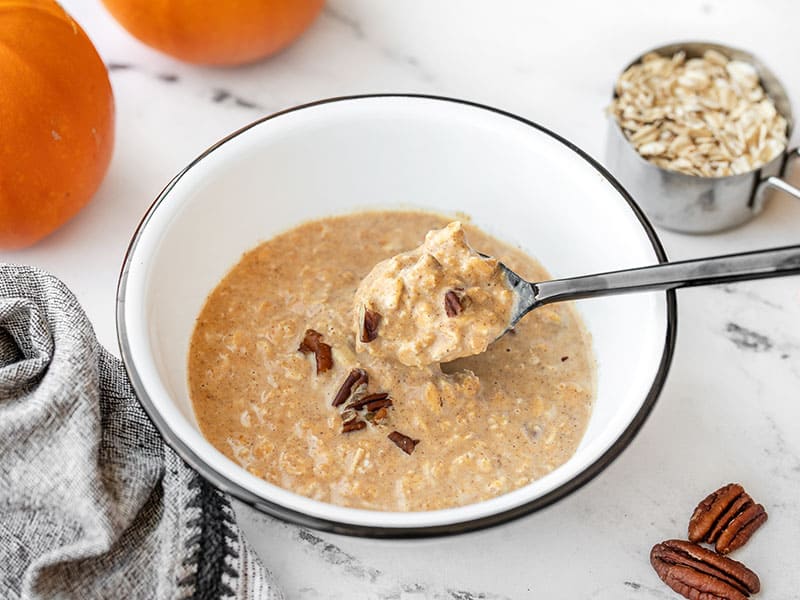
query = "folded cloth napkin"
xmin=0 ymin=264 xmax=282 ymax=600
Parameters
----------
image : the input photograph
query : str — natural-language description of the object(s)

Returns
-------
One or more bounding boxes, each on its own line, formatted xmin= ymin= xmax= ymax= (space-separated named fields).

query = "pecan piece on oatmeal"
xmin=298 ymin=329 xmax=321 ymax=353
xmin=650 ymin=539 xmax=759 ymax=600
xmin=365 ymin=397 xmax=392 ymax=412
xmin=342 ymin=417 xmax=366 ymax=433
xmin=331 ymin=368 xmax=368 ymax=407
xmin=298 ymin=329 xmax=333 ymax=373
xmin=688 ymin=483 xmax=768 ymax=554
xmin=444 ymin=289 xmax=464 ymax=317
xmin=346 ymin=392 xmax=389 ymax=411
xmin=359 ymin=307 xmax=382 ymax=343
xmin=371 ymin=407 xmax=389 ymax=421
xmin=388 ymin=431 xmax=419 ymax=455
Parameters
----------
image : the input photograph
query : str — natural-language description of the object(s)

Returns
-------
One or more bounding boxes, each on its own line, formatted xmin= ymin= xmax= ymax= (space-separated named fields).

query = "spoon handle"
xmin=533 ymin=245 xmax=800 ymax=307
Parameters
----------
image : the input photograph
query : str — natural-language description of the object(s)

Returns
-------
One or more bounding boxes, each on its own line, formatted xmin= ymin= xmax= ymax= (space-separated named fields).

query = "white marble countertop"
xmin=5 ymin=1 xmax=800 ymax=598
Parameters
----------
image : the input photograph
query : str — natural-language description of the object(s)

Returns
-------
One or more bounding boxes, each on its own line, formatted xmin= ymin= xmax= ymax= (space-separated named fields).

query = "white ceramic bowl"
xmin=117 ymin=95 xmax=676 ymax=536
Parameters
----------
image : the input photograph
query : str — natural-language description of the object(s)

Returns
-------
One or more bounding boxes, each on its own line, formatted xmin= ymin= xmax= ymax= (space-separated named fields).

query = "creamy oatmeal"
xmin=189 ymin=211 xmax=595 ymax=511
xmin=354 ymin=221 xmax=514 ymax=367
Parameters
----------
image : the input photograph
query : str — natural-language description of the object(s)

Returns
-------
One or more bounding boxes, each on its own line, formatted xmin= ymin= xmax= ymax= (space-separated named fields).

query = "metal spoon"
xmin=500 ymin=245 xmax=800 ymax=333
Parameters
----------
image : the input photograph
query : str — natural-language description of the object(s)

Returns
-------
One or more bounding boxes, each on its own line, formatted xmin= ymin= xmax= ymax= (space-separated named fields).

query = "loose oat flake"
xmin=610 ymin=49 xmax=788 ymax=177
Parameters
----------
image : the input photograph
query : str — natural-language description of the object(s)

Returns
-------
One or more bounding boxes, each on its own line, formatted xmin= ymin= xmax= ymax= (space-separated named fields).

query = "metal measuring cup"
xmin=606 ymin=41 xmax=800 ymax=234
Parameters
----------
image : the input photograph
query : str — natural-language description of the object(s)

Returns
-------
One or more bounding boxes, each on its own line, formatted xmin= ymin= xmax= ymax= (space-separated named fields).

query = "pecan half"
xmin=360 ymin=308 xmax=382 ymax=343
xmin=651 ymin=539 xmax=760 ymax=600
xmin=688 ymin=483 xmax=768 ymax=554
xmin=444 ymin=290 xmax=464 ymax=317
xmin=298 ymin=329 xmax=333 ymax=374
xmin=388 ymin=431 xmax=419 ymax=455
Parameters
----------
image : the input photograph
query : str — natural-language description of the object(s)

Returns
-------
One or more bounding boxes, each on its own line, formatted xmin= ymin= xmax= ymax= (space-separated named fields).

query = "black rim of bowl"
xmin=116 ymin=93 xmax=678 ymax=538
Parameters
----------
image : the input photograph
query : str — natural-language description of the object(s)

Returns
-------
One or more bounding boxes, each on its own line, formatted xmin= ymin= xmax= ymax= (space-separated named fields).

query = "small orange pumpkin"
xmin=0 ymin=0 xmax=114 ymax=249
xmin=100 ymin=0 xmax=325 ymax=66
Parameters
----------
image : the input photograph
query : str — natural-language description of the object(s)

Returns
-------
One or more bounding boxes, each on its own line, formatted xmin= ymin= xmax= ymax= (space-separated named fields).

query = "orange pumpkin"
xmin=101 ymin=0 xmax=325 ymax=66
xmin=0 ymin=0 xmax=114 ymax=249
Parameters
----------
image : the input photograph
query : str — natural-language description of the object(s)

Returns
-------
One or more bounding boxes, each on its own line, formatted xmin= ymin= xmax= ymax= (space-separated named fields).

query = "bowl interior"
xmin=119 ymin=96 xmax=671 ymax=531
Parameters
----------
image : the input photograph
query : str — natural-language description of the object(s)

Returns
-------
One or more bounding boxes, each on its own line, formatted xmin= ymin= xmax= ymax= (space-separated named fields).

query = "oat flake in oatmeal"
xmin=188 ymin=211 xmax=595 ymax=511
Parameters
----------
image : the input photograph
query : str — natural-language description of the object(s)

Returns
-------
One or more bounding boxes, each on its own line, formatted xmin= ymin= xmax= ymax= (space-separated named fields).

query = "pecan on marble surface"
xmin=688 ymin=483 xmax=768 ymax=554
xmin=650 ymin=539 xmax=760 ymax=600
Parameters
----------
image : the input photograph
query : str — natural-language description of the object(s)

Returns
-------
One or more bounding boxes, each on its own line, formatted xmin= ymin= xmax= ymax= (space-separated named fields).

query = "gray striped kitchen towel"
xmin=0 ymin=264 xmax=282 ymax=600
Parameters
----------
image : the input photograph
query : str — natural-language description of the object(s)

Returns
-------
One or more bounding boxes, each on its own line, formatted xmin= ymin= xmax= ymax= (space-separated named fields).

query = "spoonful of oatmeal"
xmin=355 ymin=221 xmax=800 ymax=367
xmin=353 ymin=222 xmax=513 ymax=367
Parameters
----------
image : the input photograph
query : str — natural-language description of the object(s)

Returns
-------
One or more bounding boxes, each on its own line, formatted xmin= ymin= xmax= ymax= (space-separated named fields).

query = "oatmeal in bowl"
xmin=117 ymin=95 xmax=675 ymax=535
xmin=188 ymin=212 xmax=595 ymax=511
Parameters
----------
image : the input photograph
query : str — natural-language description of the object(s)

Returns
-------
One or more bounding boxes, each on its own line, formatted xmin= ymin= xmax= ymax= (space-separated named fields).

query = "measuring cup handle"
xmin=782 ymin=146 xmax=800 ymax=176
xmin=755 ymin=147 xmax=800 ymax=207
xmin=761 ymin=175 xmax=800 ymax=201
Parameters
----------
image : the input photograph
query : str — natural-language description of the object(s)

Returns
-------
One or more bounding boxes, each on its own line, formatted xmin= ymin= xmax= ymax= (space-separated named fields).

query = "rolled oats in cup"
xmin=610 ymin=49 xmax=788 ymax=177
xmin=605 ymin=41 xmax=800 ymax=233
